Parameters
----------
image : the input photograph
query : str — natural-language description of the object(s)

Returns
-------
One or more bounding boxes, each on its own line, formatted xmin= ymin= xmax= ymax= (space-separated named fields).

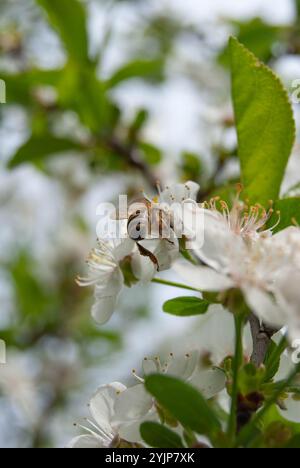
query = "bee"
xmin=127 ymin=197 xmax=152 ymax=241
xmin=126 ymin=196 xmax=174 ymax=271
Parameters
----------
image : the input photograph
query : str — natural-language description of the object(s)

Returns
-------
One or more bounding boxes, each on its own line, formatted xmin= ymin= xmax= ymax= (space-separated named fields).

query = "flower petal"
xmin=89 ymin=382 xmax=126 ymax=435
xmin=113 ymin=384 xmax=153 ymax=423
xmin=190 ymin=305 xmax=253 ymax=365
xmin=92 ymin=268 xmax=123 ymax=324
xmin=91 ymin=295 xmax=118 ymax=324
xmin=118 ymin=409 xmax=158 ymax=443
xmin=142 ymin=358 xmax=159 ymax=375
xmin=244 ymin=287 xmax=284 ymax=329
xmin=189 ymin=368 xmax=226 ymax=399
xmin=193 ymin=208 xmax=245 ymax=272
xmin=67 ymin=435 xmax=104 ymax=448
xmin=112 ymin=238 xmax=135 ymax=262
xmin=159 ymin=181 xmax=200 ymax=204
xmin=165 ymin=351 xmax=198 ymax=380
xmin=131 ymin=253 xmax=156 ymax=282
xmin=175 ymin=261 xmax=234 ymax=291
xmin=279 ymin=396 xmax=300 ymax=424
xmin=138 ymin=237 xmax=179 ymax=272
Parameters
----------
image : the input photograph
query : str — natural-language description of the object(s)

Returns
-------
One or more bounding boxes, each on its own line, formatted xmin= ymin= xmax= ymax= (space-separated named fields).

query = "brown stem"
xmin=249 ymin=313 xmax=276 ymax=367
xmin=106 ymin=137 xmax=158 ymax=190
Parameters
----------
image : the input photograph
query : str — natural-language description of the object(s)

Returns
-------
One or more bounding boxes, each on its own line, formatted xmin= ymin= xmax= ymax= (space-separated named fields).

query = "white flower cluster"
xmin=79 ymin=181 xmax=300 ymax=343
xmin=71 ymin=185 xmax=300 ymax=448
xmin=77 ymin=181 xmax=200 ymax=324
xmin=176 ymin=194 xmax=300 ymax=344
xmin=68 ymin=351 xmax=225 ymax=448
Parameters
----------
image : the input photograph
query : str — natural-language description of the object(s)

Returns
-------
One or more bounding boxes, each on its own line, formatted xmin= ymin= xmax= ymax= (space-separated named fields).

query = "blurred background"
xmin=1 ymin=0 xmax=300 ymax=448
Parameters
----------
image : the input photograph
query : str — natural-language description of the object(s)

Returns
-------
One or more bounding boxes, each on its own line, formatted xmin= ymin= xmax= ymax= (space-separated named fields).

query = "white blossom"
xmin=69 ymin=351 xmax=226 ymax=448
xmin=68 ymin=382 xmax=143 ymax=448
xmin=113 ymin=351 xmax=226 ymax=439
xmin=157 ymin=181 xmax=200 ymax=205
xmin=77 ymin=238 xmax=134 ymax=324
xmin=176 ymin=198 xmax=300 ymax=341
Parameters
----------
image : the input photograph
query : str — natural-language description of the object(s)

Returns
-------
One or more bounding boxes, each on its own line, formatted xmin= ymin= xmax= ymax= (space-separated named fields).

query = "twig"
xmin=249 ymin=313 xmax=276 ymax=367
xmin=152 ymin=277 xmax=201 ymax=292
xmin=106 ymin=137 xmax=158 ymax=190
xmin=227 ymin=310 xmax=246 ymax=442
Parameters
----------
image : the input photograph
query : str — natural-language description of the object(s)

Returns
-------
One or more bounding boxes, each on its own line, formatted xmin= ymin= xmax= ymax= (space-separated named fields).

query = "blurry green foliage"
xmin=37 ymin=0 xmax=90 ymax=64
xmin=139 ymin=142 xmax=162 ymax=166
xmin=2 ymin=0 xmax=168 ymax=174
xmin=258 ymin=406 xmax=300 ymax=448
xmin=8 ymin=135 xmax=83 ymax=168
xmin=220 ymin=18 xmax=284 ymax=64
xmin=180 ymin=152 xmax=202 ymax=184
xmin=268 ymin=198 xmax=300 ymax=233
xmin=107 ymin=59 xmax=164 ymax=88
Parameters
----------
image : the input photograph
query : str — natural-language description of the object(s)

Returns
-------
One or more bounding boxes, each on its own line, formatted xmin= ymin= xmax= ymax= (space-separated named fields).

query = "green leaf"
xmin=0 ymin=69 xmax=63 ymax=105
xmin=37 ymin=0 xmax=90 ymax=64
xmin=58 ymin=63 xmax=117 ymax=134
xmin=145 ymin=374 xmax=221 ymax=436
xmin=229 ymin=37 xmax=295 ymax=206
xmin=163 ymin=296 xmax=210 ymax=317
xmin=284 ymin=434 xmax=300 ymax=448
xmin=129 ymin=109 xmax=149 ymax=140
xmin=139 ymin=142 xmax=162 ymax=165
xmin=296 ymin=0 xmax=300 ymax=22
xmin=268 ymin=198 xmax=300 ymax=233
xmin=107 ymin=59 xmax=164 ymax=88
xmin=180 ymin=152 xmax=202 ymax=184
xmin=220 ymin=18 xmax=283 ymax=65
xmin=264 ymin=336 xmax=288 ymax=382
xmin=10 ymin=253 xmax=57 ymax=325
xmin=8 ymin=135 xmax=82 ymax=168
xmin=209 ymin=184 xmax=238 ymax=208
xmin=140 ymin=422 xmax=184 ymax=448
xmin=257 ymin=405 xmax=300 ymax=448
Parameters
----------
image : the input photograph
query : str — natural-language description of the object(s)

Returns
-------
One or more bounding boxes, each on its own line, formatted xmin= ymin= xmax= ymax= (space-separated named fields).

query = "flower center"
xmin=205 ymin=186 xmax=280 ymax=240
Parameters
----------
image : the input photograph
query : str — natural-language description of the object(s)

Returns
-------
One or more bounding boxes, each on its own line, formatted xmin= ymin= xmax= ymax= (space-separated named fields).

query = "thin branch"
xmin=106 ymin=137 xmax=158 ymax=190
xmin=152 ymin=277 xmax=201 ymax=292
xmin=248 ymin=313 xmax=276 ymax=367
xmin=227 ymin=310 xmax=245 ymax=442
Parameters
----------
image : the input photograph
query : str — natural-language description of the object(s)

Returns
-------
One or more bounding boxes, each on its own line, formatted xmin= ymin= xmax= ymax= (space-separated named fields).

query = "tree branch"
xmin=106 ymin=137 xmax=158 ymax=190
xmin=249 ymin=313 xmax=276 ymax=367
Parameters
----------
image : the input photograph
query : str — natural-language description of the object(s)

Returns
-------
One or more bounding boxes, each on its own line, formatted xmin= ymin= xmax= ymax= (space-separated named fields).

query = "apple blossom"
xmin=175 ymin=199 xmax=300 ymax=342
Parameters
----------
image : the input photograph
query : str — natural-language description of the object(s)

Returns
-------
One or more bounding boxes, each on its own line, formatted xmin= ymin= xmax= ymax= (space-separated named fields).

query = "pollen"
xmin=206 ymin=187 xmax=279 ymax=240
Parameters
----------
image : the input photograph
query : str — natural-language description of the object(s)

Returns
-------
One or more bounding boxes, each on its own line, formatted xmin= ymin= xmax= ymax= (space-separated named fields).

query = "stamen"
xmin=236 ymin=183 xmax=243 ymax=196
xmin=206 ymin=186 xmax=277 ymax=239
xmin=156 ymin=181 xmax=162 ymax=196
xmin=154 ymin=356 xmax=162 ymax=372
xmin=132 ymin=369 xmax=145 ymax=383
